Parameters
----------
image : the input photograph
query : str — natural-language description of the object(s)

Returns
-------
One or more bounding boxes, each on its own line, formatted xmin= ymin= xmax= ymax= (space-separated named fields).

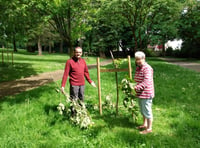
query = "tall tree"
xmin=118 ymin=0 xmax=154 ymax=51
xmin=148 ymin=0 xmax=183 ymax=55
xmin=0 ymin=0 xmax=28 ymax=52
xmin=26 ymin=21 xmax=60 ymax=55
xmin=178 ymin=0 xmax=200 ymax=58
xmin=31 ymin=0 xmax=93 ymax=56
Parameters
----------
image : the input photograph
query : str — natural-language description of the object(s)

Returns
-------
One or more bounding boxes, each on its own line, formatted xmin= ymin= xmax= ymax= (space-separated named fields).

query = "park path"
xmin=0 ymin=59 xmax=112 ymax=98
xmin=159 ymin=57 xmax=200 ymax=72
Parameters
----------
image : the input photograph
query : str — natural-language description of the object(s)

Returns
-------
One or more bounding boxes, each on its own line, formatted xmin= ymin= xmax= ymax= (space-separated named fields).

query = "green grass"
xmin=0 ymin=57 xmax=200 ymax=147
xmin=0 ymin=49 xmax=99 ymax=82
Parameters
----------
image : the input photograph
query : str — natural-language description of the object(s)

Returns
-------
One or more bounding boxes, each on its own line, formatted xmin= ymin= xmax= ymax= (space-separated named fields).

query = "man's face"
xmin=74 ymin=48 xmax=82 ymax=59
xmin=135 ymin=57 xmax=145 ymax=66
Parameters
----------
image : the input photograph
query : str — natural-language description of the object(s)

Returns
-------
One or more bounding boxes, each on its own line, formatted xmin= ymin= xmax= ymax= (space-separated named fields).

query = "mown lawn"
xmin=0 ymin=49 xmax=98 ymax=82
xmin=0 ymin=57 xmax=200 ymax=147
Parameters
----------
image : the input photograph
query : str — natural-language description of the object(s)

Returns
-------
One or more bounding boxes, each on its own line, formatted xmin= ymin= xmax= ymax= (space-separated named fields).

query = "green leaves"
xmin=177 ymin=1 xmax=200 ymax=57
xmin=57 ymin=92 xmax=94 ymax=129
xmin=121 ymin=78 xmax=139 ymax=122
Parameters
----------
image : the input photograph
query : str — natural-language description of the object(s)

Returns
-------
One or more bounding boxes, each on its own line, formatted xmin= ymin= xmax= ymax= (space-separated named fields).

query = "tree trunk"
xmin=139 ymin=29 xmax=143 ymax=50
xmin=38 ymin=36 xmax=42 ymax=55
xmin=49 ymin=43 xmax=52 ymax=53
xmin=13 ymin=34 xmax=17 ymax=52
xmin=60 ymin=39 xmax=63 ymax=53
xmin=131 ymin=29 xmax=138 ymax=53
xmin=67 ymin=0 xmax=74 ymax=57
xmin=133 ymin=36 xmax=138 ymax=53
xmin=162 ymin=40 xmax=165 ymax=57
xmin=68 ymin=39 xmax=73 ymax=57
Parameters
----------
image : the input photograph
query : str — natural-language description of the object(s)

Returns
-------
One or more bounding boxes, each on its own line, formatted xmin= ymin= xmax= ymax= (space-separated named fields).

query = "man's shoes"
xmin=139 ymin=129 xmax=152 ymax=134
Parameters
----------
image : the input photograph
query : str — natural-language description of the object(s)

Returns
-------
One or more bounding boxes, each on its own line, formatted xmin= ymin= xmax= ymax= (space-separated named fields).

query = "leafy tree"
xmin=26 ymin=21 xmax=60 ymax=55
xmin=31 ymin=0 xmax=93 ymax=56
xmin=0 ymin=0 xmax=28 ymax=52
xmin=178 ymin=0 xmax=200 ymax=58
xmin=118 ymin=0 xmax=155 ymax=51
xmin=84 ymin=0 xmax=134 ymax=56
xmin=148 ymin=0 xmax=183 ymax=55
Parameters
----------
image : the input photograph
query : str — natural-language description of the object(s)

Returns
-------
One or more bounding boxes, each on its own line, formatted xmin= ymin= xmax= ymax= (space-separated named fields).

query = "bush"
xmin=172 ymin=49 xmax=182 ymax=57
xmin=145 ymin=48 xmax=160 ymax=57
xmin=166 ymin=47 xmax=173 ymax=56
xmin=179 ymin=41 xmax=200 ymax=58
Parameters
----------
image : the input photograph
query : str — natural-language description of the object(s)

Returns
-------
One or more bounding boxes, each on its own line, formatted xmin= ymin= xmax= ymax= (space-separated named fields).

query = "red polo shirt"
xmin=61 ymin=57 xmax=92 ymax=87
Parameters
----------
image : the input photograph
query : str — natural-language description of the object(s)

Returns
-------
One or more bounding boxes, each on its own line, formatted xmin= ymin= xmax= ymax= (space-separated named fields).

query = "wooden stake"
xmin=115 ymin=72 xmax=119 ymax=115
xmin=7 ymin=50 xmax=9 ymax=62
xmin=128 ymin=55 xmax=132 ymax=79
xmin=12 ymin=52 xmax=14 ymax=65
xmin=97 ymin=57 xmax=102 ymax=115
xmin=2 ymin=51 xmax=4 ymax=64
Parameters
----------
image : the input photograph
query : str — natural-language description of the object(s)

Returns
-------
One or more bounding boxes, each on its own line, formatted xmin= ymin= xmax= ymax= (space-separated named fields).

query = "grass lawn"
xmin=0 ymin=57 xmax=200 ymax=147
xmin=0 ymin=49 xmax=99 ymax=82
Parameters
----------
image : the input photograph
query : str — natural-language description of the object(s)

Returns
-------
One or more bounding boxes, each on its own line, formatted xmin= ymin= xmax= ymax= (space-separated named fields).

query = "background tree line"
xmin=0 ymin=0 xmax=199 ymax=58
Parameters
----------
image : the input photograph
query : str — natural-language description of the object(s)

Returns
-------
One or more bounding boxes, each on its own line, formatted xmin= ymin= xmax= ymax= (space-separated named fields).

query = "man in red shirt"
xmin=61 ymin=47 xmax=96 ymax=101
xmin=134 ymin=51 xmax=154 ymax=134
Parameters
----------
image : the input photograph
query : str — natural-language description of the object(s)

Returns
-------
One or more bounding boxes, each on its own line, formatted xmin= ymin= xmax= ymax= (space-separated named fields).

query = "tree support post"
xmin=97 ymin=57 xmax=102 ymax=115
xmin=2 ymin=51 xmax=3 ymax=64
xmin=11 ymin=52 xmax=14 ymax=65
xmin=115 ymin=72 xmax=119 ymax=115
xmin=97 ymin=55 xmax=132 ymax=115
xmin=128 ymin=55 xmax=132 ymax=80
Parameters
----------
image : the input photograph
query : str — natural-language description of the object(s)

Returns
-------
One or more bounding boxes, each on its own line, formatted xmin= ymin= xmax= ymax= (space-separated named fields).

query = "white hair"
xmin=135 ymin=51 xmax=145 ymax=59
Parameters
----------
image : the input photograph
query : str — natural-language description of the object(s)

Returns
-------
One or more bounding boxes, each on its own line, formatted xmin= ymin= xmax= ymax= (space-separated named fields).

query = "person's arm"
xmin=135 ymin=67 xmax=152 ymax=91
xmin=61 ymin=60 xmax=70 ymax=92
xmin=84 ymin=61 xmax=96 ymax=87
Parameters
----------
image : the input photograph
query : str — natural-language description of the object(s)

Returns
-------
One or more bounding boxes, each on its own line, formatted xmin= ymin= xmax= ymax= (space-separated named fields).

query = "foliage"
xmin=102 ymin=95 xmax=115 ymax=114
xmin=121 ymin=78 xmax=139 ymax=122
xmin=0 ymin=0 xmax=29 ymax=51
xmin=84 ymin=0 xmax=185 ymax=53
xmin=30 ymin=0 xmax=94 ymax=55
xmin=178 ymin=0 xmax=200 ymax=58
xmin=113 ymin=58 xmax=127 ymax=68
xmin=56 ymin=90 xmax=94 ymax=129
xmin=119 ymin=0 xmax=155 ymax=51
xmin=147 ymin=0 xmax=183 ymax=54
xmin=0 ymin=0 xmax=195 ymax=56
xmin=86 ymin=0 xmax=127 ymax=53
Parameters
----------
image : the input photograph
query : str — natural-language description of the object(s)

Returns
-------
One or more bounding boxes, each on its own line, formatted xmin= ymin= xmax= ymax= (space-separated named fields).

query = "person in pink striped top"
xmin=134 ymin=51 xmax=154 ymax=134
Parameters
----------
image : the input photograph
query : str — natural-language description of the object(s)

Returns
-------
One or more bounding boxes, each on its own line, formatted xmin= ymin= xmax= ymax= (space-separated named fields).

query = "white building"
xmin=165 ymin=39 xmax=183 ymax=50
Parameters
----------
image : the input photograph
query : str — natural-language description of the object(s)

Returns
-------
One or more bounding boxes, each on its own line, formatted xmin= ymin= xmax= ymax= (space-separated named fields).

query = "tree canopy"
xmin=0 ymin=0 xmax=199 ymax=57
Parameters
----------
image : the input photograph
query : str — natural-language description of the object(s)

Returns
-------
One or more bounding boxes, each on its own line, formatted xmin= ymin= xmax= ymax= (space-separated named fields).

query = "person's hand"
xmin=134 ymin=86 xmax=137 ymax=91
xmin=91 ymin=81 xmax=96 ymax=88
xmin=61 ymin=87 xmax=65 ymax=94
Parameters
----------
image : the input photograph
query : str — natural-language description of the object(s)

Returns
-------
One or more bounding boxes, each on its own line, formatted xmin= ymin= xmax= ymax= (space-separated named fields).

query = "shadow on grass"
xmin=93 ymin=113 xmax=138 ymax=129
xmin=43 ymin=104 xmax=68 ymax=126
xmin=0 ymin=78 xmax=55 ymax=98
xmin=14 ymin=56 xmax=67 ymax=64
xmin=0 ymin=83 xmax=56 ymax=104
xmin=0 ymin=63 xmax=38 ymax=82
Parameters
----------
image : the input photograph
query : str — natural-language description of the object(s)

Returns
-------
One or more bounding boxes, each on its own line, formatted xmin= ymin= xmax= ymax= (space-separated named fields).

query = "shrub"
xmin=166 ymin=47 xmax=173 ymax=56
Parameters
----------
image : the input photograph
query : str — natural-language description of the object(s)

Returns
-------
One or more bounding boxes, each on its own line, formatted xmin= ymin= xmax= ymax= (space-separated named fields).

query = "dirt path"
xmin=0 ymin=59 xmax=112 ymax=98
xmin=159 ymin=57 xmax=200 ymax=72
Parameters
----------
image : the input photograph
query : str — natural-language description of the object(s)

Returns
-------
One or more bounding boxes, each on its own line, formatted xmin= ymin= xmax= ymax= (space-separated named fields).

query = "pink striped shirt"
xmin=134 ymin=62 xmax=155 ymax=99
